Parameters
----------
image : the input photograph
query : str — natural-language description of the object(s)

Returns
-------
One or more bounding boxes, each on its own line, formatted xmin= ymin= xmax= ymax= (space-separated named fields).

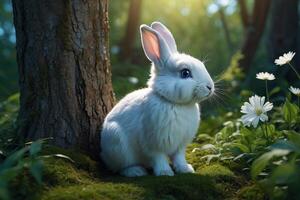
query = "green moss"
xmin=6 ymin=144 xmax=253 ymax=199
xmin=41 ymin=183 xmax=144 ymax=200
xmin=43 ymin=158 xmax=94 ymax=186
xmin=41 ymin=146 xmax=109 ymax=186
xmin=41 ymin=174 xmax=221 ymax=200
xmin=38 ymin=145 xmax=225 ymax=200
xmin=10 ymin=171 xmax=43 ymax=200
xmin=237 ymin=183 xmax=266 ymax=200
xmin=198 ymin=164 xmax=241 ymax=199
xmin=185 ymin=143 xmax=211 ymax=171
xmin=198 ymin=164 xmax=235 ymax=179
xmin=42 ymin=146 xmax=100 ymax=173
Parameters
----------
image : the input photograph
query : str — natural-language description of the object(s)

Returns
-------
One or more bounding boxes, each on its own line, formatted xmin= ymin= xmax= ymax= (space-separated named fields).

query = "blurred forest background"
xmin=0 ymin=0 xmax=299 ymax=103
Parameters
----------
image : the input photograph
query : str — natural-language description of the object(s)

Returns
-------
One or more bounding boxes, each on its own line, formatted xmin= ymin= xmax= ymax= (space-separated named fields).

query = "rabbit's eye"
xmin=180 ymin=68 xmax=192 ymax=79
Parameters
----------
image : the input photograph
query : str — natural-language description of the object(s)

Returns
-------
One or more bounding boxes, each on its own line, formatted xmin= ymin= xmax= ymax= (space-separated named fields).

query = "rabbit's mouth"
xmin=193 ymin=84 xmax=214 ymax=102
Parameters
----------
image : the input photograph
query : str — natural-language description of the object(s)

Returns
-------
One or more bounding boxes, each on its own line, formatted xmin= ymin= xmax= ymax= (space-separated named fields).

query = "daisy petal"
xmin=240 ymin=95 xmax=273 ymax=128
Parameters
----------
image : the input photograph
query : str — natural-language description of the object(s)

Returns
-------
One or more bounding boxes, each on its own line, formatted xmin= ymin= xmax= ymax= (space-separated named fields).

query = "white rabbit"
xmin=101 ymin=22 xmax=214 ymax=177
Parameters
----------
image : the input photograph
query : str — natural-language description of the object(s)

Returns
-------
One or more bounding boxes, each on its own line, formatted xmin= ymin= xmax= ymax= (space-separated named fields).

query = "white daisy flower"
xmin=240 ymin=95 xmax=273 ymax=128
xmin=289 ymin=86 xmax=300 ymax=96
xmin=256 ymin=72 xmax=275 ymax=80
xmin=275 ymin=51 xmax=296 ymax=66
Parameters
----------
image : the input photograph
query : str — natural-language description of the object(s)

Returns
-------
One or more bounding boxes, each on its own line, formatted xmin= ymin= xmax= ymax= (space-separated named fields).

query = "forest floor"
xmin=16 ymin=143 xmax=265 ymax=200
xmin=4 ymin=64 xmax=267 ymax=199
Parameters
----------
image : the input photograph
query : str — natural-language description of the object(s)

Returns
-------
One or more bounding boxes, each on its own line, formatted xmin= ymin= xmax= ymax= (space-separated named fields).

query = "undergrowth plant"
xmin=0 ymin=138 xmax=74 ymax=200
xmin=0 ymin=93 xmax=19 ymax=152
xmin=195 ymin=51 xmax=300 ymax=199
xmin=0 ymin=140 xmax=45 ymax=200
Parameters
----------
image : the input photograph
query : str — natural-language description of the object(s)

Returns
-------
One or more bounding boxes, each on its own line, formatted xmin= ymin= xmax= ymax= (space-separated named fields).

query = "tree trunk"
xmin=238 ymin=0 xmax=250 ymax=29
xmin=119 ymin=0 xmax=142 ymax=62
xmin=238 ymin=0 xmax=271 ymax=71
xmin=12 ymin=0 xmax=115 ymax=159
xmin=268 ymin=0 xmax=299 ymax=65
xmin=218 ymin=7 xmax=233 ymax=53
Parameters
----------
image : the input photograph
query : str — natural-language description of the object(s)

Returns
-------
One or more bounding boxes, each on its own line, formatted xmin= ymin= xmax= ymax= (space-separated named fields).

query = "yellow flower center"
xmin=255 ymin=108 xmax=263 ymax=115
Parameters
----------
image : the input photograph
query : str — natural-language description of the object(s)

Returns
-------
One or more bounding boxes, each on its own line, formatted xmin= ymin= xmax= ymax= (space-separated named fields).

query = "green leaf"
xmin=230 ymin=143 xmax=250 ymax=153
xmin=0 ymin=165 xmax=23 ymax=182
xmin=200 ymin=154 xmax=221 ymax=164
xmin=195 ymin=144 xmax=217 ymax=152
xmin=251 ymin=149 xmax=291 ymax=179
xmin=41 ymin=154 xmax=75 ymax=163
xmin=220 ymin=156 xmax=235 ymax=160
xmin=233 ymin=153 xmax=248 ymax=161
xmin=282 ymin=99 xmax=299 ymax=123
xmin=0 ymin=147 xmax=28 ymax=170
xmin=0 ymin=187 xmax=10 ymax=200
xmin=240 ymin=127 xmax=252 ymax=136
xmin=269 ymin=86 xmax=281 ymax=97
xmin=30 ymin=160 xmax=43 ymax=184
xmin=196 ymin=134 xmax=214 ymax=141
xmin=29 ymin=141 xmax=42 ymax=156
xmin=270 ymin=163 xmax=297 ymax=185
xmin=254 ymin=139 xmax=267 ymax=147
xmin=287 ymin=131 xmax=300 ymax=149
xmin=266 ymin=124 xmax=275 ymax=134
xmin=270 ymin=140 xmax=300 ymax=153
xmin=26 ymin=137 xmax=53 ymax=145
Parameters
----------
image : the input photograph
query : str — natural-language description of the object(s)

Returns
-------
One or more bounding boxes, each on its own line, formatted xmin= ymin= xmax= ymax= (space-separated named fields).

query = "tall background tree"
xmin=12 ymin=0 xmax=115 ymax=158
xmin=119 ymin=0 xmax=142 ymax=62
xmin=0 ymin=0 xmax=17 ymax=100
xmin=237 ymin=0 xmax=272 ymax=72
xmin=217 ymin=4 xmax=233 ymax=53
xmin=267 ymin=0 xmax=299 ymax=80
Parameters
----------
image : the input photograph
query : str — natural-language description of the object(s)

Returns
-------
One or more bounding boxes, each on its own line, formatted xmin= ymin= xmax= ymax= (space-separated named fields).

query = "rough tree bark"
xmin=12 ymin=0 xmax=115 ymax=159
xmin=238 ymin=0 xmax=272 ymax=71
xmin=119 ymin=0 xmax=142 ymax=61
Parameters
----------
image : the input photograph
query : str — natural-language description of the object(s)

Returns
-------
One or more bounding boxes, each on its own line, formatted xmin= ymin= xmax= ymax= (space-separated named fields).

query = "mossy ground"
xmin=1 ymin=92 xmax=266 ymax=199
xmin=13 ymin=143 xmax=266 ymax=200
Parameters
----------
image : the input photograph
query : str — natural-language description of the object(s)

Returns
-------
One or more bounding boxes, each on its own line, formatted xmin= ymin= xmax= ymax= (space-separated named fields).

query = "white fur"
xmin=100 ymin=22 xmax=214 ymax=177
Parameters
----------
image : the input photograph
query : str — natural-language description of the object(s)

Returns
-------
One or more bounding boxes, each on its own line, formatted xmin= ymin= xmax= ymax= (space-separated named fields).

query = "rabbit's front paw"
xmin=154 ymin=166 xmax=174 ymax=176
xmin=120 ymin=166 xmax=148 ymax=177
xmin=174 ymin=163 xmax=195 ymax=174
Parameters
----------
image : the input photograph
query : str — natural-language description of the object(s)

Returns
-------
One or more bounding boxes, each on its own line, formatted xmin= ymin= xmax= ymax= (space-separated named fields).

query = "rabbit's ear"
xmin=140 ymin=25 xmax=171 ymax=64
xmin=151 ymin=22 xmax=177 ymax=53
